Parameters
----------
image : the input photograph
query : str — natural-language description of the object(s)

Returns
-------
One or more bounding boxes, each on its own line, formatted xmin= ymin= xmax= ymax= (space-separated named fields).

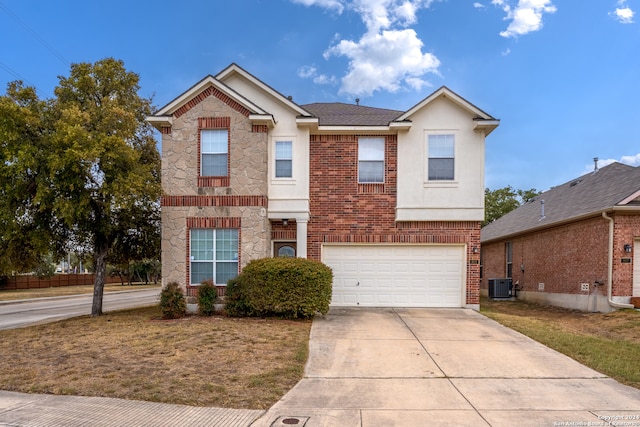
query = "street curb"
xmin=0 ymin=288 xmax=160 ymax=306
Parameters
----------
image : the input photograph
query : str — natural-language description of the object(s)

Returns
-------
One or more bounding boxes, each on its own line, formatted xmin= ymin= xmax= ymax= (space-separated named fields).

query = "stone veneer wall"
xmin=161 ymin=206 xmax=270 ymax=287
xmin=161 ymin=93 xmax=267 ymax=196
xmin=160 ymin=89 xmax=270 ymax=289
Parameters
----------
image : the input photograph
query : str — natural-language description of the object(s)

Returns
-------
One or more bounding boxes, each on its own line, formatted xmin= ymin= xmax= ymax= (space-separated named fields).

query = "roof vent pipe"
xmin=594 ymin=157 xmax=599 ymax=171
xmin=539 ymin=199 xmax=546 ymax=221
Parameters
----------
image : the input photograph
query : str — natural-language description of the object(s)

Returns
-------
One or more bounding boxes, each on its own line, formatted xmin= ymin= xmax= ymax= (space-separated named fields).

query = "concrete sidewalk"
xmin=255 ymin=308 xmax=640 ymax=427
xmin=0 ymin=390 xmax=264 ymax=427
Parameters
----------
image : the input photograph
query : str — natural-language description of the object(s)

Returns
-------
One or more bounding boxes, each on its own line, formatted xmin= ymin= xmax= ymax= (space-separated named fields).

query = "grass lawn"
xmin=0 ymin=283 xmax=160 ymax=301
xmin=0 ymin=305 xmax=311 ymax=409
xmin=481 ymin=297 xmax=640 ymax=390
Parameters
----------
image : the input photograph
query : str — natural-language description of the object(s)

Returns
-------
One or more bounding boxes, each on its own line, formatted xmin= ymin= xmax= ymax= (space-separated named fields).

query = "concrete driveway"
xmin=255 ymin=308 xmax=640 ymax=427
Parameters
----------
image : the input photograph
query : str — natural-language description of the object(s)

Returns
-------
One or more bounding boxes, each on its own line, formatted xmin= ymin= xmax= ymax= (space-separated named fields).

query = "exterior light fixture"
xmin=624 ymin=244 xmax=632 ymax=253
xmin=282 ymin=218 xmax=289 ymax=226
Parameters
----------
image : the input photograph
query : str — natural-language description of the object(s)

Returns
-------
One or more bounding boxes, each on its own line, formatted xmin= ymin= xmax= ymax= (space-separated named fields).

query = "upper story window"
xmin=358 ymin=137 xmax=385 ymax=183
xmin=201 ymin=129 xmax=228 ymax=176
xmin=275 ymin=140 xmax=293 ymax=178
xmin=427 ymin=134 xmax=455 ymax=181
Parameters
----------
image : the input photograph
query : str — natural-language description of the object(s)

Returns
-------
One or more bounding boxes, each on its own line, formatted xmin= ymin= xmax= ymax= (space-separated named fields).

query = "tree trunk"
xmin=91 ymin=241 xmax=109 ymax=316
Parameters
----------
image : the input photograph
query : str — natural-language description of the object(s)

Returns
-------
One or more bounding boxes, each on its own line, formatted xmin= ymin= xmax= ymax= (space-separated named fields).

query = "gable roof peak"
xmin=216 ymin=63 xmax=312 ymax=117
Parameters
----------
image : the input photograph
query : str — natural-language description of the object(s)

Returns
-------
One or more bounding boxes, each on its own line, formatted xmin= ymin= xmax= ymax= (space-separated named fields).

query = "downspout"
xmin=602 ymin=212 xmax=635 ymax=309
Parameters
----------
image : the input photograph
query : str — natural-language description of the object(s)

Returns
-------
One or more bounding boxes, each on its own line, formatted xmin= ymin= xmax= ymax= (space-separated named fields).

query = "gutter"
xmin=601 ymin=212 xmax=635 ymax=309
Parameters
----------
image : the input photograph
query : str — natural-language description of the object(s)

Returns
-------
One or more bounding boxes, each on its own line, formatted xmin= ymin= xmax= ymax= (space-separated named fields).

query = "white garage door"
xmin=322 ymin=244 xmax=465 ymax=308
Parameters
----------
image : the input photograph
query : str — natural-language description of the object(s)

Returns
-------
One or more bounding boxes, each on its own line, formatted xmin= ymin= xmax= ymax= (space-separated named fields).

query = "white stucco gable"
xmin=395 ymin=86 xmax=499 ymax=222
xmin=396 ymin=86 xmax=499 ymax=135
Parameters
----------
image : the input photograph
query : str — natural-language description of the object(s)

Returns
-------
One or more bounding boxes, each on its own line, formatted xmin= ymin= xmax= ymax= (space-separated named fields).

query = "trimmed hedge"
xmin=159 ymin=281 xmax=186 ymax=319
xmin=197 ymin=279 xmax=218 ymax=316
xmin=225 ymin=257 xmax=333 ymax=319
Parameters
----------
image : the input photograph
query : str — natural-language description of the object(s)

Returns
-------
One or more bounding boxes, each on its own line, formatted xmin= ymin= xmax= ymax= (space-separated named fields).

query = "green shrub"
xmin=159 ymin=282 xmax=186 ymax=319
xmin=225 ymin=257 xmax=333 ymax=319
xmin=225 ymin=277 xmax=249 ymax=317
xmin=198 ymin=279 xmax=218 ymax=316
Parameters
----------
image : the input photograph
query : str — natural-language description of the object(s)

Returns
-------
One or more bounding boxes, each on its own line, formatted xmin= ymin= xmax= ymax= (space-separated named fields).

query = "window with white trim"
xmin=358 ymin=137 xmax=384 ymax=183
xmin=275 ymin=140 xmax=293 ymax=178
xmin=427 ymin=134 xmax=455 ymax=181
xmin=201 ymin=129 xmax=228 ymax=176
xmin=190 ymin=229 xmax=238 ymax=285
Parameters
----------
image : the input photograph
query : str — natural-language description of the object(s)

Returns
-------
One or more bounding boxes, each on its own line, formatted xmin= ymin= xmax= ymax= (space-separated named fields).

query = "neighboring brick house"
xmin=481 ymin=162 xmax=640 ymax=312
xmin=148 ymin=64 xmax=499 ymax=309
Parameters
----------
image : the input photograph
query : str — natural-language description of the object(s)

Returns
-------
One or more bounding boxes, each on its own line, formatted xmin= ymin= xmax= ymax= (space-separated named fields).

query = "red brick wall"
xmin=613 ymin=213 xmax=640 ymax=296
xmin=308 ymin=134 xmax=481 ymax=305
xmin=482 ymin=213 xmax=639 ymax=297
xmin=308 ymin=134 xmax=398 ymax=246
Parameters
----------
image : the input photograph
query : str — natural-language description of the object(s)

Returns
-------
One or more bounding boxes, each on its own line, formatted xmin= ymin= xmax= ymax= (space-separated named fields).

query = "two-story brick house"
xmin=148 ymin=64 xmax=498 ymax=310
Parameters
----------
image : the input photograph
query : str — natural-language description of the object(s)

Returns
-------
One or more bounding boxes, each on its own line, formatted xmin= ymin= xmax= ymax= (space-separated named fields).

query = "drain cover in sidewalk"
xmin=271 ymin=416 xmax=310 ymax=426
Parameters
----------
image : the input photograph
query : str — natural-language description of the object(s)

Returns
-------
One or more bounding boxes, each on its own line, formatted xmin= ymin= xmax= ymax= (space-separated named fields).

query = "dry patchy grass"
xmin=0 ymin=306 xmax=311 ymax=409
xmin=0 ymin=283 xmax=160 ymax=301
xmin=481 ymin=297 xmax=640 ymax=389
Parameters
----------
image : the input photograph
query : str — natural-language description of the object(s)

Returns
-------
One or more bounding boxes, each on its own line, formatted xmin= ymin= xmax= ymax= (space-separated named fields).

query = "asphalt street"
xmin=0 ymin=288 xmax=161 ymax=330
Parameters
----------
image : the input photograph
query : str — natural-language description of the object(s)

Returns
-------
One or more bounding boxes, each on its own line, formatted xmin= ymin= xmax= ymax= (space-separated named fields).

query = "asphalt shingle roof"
xmin=481 ymin=162 xmax=640 ymax=242
xmin=301 ymin=102 xmax=404 ymax=126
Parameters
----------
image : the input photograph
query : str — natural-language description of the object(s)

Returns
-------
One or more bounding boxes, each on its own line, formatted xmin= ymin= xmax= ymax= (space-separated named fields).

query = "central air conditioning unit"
xmin=488 ymin=278 xmax=512 ymax=299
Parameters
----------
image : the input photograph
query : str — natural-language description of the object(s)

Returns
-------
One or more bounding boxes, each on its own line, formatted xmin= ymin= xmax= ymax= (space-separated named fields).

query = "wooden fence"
xmin=0 ymin=274 xmax=121 ymax=290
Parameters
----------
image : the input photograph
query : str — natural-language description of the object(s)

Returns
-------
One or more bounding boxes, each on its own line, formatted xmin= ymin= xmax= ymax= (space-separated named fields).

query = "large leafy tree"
xmin=0 ymin=58 xmax=160 ymax=316
xmin=49 ymin=58 xmax=160 ymax=315
xmin=483 ymin=186 xmax=540 ymax=226
xmin=0 ymin=83 xmax=67 ymax=276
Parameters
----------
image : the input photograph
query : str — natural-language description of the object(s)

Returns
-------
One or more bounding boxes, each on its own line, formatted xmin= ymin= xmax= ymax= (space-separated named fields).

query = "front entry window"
xmin=275 ymin=243 xmax=296 ymax=258
xmin=190 ymin=228 xmax=238 ymax=285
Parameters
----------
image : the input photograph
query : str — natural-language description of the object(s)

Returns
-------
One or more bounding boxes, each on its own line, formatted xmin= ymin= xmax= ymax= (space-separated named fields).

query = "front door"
xmin=275 ymin=242 xmax=297 ymax=258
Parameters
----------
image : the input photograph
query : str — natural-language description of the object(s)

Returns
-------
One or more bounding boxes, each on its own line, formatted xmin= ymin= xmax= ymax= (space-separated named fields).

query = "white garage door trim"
xmin=322 ymin=244 xmax=466 ymax=308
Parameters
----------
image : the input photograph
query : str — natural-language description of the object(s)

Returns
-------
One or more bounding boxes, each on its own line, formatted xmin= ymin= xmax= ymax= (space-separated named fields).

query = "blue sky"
xmin=1 ymin=0 xmax=639 ymax=191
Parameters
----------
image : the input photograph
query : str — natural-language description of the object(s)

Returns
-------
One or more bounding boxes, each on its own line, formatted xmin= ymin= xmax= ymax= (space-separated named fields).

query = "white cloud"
xmin=621 ymin=153 xmax=640 ymax=166
xmin=610 ymin=0 xmax=635 ymax=23
xmin=291 ymin=0 xmax=441 ymax=97
xmin=325 ymin=28 xmax=440 ymax=96
xmin=314 ymin=74 xmax=338 ymax=85
xmin=298 ymin=65 xmax=318 ymax=79
xmin=494 ymin=0 xmax=557 ymax=38
xmin=289 ymin=0 xmax=345 ymax=13
xmin=297 ymin=65 xmax=338 ymax=85
xmin=583 ymin=154 xmax=640 ymax=174
xmin=474 ymin=2 xmax=486 ymax=8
